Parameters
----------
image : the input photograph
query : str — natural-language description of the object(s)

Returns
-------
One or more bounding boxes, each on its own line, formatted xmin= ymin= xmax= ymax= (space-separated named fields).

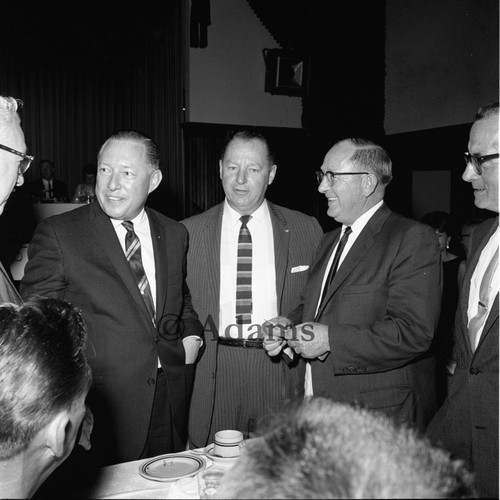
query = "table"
xmin=83 ymin=449 xmax=238 ymax=499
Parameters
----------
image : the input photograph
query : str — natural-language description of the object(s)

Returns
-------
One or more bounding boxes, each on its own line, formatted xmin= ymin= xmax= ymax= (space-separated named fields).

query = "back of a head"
xmin=0 ymin=297 xmax=92 ymax=460
xmin=421 ymin=211 xmax=453 ymax=234
xmin=217 ymin=398 xmax=475 ymax=499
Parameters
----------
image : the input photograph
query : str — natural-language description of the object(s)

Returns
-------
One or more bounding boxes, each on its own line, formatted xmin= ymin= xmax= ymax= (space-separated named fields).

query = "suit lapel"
xmin=269 ymin=203 xmax=289 ymax=310
xmin=0 ymin=262 xmax=22 ymax=304
xmin=316 ymin=204 xmax=390 ymax=319
xmin=148 ymin=208 xmax=166 ymax=321
xmin=90 ymin=203 xmax=153 ymax=325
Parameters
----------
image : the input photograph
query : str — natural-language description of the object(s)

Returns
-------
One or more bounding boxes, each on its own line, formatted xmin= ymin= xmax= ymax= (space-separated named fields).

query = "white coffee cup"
xmin=213 ymin=430 xmax=244 ymax=458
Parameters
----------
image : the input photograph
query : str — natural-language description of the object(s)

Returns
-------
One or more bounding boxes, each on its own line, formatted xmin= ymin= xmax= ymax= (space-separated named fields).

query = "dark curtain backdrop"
xmin=0 ymin=0 xmax=185 ymax=219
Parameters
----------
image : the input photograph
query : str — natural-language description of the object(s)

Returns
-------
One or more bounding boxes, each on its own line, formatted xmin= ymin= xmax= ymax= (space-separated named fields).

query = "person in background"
xmin=0 ymin=296 xmax=92 ymax=499
xmin=264 ymin=138 xmax=442 ymax=432
xmin=21 ymin=130 xmax=204 ymax=470
xmin=427 ymin=102 xmax=499 ymax=498
xmin=71 ymin=163 xmax=97 ymax=203
xmin=0 ymin=95 xmax=32 ymax=303
xmin=216 ymin=397 xmax=475 ymax=499
xmin=182 ymin=130 xmax=323 ymax=448
xmin=24 ymin=159 xmax=68 ymax=202
xmin=420 ymin=211 xmax=463 ymax=405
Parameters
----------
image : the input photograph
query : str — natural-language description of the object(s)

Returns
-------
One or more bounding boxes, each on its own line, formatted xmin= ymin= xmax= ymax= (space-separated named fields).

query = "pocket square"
xmin=291 ymin=265 xmax=309 ymax=273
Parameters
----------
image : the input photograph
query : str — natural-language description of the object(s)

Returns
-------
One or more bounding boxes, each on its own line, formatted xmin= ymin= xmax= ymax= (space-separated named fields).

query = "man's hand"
xmin=262 ymin=316 xmax=293 ymax=357
xmin=285 ymin=322 xmax=330 ymax=359
xmin=183 ymin=336 xmax=203 ymax=364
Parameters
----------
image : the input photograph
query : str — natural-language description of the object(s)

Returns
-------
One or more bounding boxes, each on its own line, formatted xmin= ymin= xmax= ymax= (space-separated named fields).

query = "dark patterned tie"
xmin=236 ymin=215 xmax=252 ymax=325
xmin=318 ymin=226 xmax=352 ymax=307
xmin=122 ymin=221 xmax=156 ymax=322
xmin=468 ymin=247 xmax=498 ymax=350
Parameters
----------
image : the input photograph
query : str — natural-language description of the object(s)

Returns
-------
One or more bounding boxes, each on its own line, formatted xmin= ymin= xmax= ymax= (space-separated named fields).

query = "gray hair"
xmin=475 ymin=101 xmax=499 ymax=121
xmin=217 ymin=398 xmax=475 ymax=499
xmin=0 ymin=97 xmax=22 ymax=131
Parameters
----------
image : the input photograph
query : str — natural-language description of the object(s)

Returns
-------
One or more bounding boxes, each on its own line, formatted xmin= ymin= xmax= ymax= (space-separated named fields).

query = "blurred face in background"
xmin=220 ymin=138 xmax=277 ymax=215
xmin=0 ymin=121 xmax=26 ymax=215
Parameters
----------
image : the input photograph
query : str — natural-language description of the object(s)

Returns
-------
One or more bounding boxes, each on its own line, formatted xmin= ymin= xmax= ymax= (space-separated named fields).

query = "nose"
xmin=16 ymin=172 xmax=24 ymax=187
xmin=108 ymin=172 xmax=121 ymax=191
xmin=236 ymin=168 xmax=247 ymax=185
xmin=318 ymin=177 xmax=329 ymax=194
xmin=462 ymin=162 xmax=480 ymax=183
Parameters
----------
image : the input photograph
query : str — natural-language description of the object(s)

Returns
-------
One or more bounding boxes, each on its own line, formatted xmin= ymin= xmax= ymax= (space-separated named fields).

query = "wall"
xmin=384 ymin=0 xmax=498 ymax=134
xmin=188 ymin=0 xmax=302 ymax=127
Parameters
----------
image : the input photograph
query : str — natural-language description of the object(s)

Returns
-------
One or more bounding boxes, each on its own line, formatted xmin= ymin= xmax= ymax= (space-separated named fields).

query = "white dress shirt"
xmin=219 ymin=199 xmax=278 ymax=339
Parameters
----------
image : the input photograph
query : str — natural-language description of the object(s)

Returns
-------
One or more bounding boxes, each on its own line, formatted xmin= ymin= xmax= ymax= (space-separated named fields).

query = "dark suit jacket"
xmin=427 ymin=216 xmax=499 ymax=498
xmin=24 ymin=178 xmax=68 ymax=200
xmin=182 ymin=201 xmax=323 ymax=447
xmin=289 ymin=203 xmax=442 ymax=430
xmin=20 ymin=202 xmax=203 ymax=464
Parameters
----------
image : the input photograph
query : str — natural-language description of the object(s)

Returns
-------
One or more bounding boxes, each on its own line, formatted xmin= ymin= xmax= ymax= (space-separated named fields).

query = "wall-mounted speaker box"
xmin=263 ymin=49 xmax=309 ymax=97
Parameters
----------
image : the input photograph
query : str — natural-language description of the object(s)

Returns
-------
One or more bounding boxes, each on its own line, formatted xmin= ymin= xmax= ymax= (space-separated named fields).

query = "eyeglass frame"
xmin=0 ymin=143 xmax=34 ymax=175
xmin=463 ymin=152 xmax=499 ymax=176
xmin=316 ymin=170 xmax=370 ymax=185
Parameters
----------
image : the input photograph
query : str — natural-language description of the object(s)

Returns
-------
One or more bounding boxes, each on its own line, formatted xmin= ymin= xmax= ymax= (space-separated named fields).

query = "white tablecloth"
xmin=83 ymin=449 xmax=237 ymax=499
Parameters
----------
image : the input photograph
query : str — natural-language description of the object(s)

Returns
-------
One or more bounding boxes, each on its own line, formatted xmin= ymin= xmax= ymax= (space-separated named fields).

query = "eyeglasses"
xmin=463 ymin=152 xmax=499 ymax=176
xmin=316 ymin=170 xmax=369 ymax=185
xmin=0 ymin=143 xmax=34 ymax=175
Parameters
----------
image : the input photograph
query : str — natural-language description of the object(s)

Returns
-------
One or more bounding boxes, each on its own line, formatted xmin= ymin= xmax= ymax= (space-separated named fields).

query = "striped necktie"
xmin=122 ymin=220 xmax=156 ymax=322
xmin=468 ymin=246 xmax=499 ymax=350
xmin=236 ymin=215 xmax=252 ymax=325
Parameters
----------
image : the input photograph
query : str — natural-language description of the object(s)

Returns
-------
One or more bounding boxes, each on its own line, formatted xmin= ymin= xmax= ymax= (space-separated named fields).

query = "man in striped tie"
xmin=21 ymin=130 xmax=204 ymax=474
xmin=427 ymin=102 xmax=499 ymax=498
xmin=183 ymin=130 xmax=323 ymax=448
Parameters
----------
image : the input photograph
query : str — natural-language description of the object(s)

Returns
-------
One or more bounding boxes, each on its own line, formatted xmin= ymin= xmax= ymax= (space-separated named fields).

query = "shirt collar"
xmin=345 ymin=200 xmax=384 ymax=234
xmin=111 ymin=208 xmax=147 ymax=230
xmin=223 ymin=198 xmax=269 ymax=226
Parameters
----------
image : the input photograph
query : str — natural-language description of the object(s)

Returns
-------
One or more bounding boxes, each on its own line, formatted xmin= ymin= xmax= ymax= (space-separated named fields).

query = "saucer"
xmin=204 ymin=443 xmax=241 ymax=464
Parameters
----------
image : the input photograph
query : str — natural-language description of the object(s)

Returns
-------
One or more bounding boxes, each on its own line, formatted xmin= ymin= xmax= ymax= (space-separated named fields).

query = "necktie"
xmin=468 ymin=247 xmax=499 ymax=350
xmin=122 ymin=221 xmax=156 ymax=322
xmin=318 ymin=226 xmax=352 ymax=307
xmin=236 ymin=215 xmax=252 ymax=325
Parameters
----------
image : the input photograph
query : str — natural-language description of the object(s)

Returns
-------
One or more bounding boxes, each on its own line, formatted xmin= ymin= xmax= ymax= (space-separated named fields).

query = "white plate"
xmin=204 ymin=443 xmax=241 ymax=464
xmin=139 ymin=453 xmax=206 ymax=482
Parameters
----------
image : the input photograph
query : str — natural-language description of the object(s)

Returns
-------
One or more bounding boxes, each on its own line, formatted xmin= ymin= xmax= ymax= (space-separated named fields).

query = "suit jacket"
xmin=289 ymin=203 xmax=442 ymax=430
xmin=0 ymin=262 xmax=22 ymax=304
xmin=20 ymin=201 xmax=203 ymax=464
xmin=427 ymin=216 xmax=499 ymax=498
xmin=182 ymin=201 xmax=323 ymax=447
xmin=24 ymin=178 xmax=68 ymax=201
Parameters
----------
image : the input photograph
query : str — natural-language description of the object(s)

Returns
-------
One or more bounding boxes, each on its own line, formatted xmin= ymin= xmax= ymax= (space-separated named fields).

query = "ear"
xmin=45 ymin=411 xmax=72 ymax=460
xmin=268 ymin=164 xmax=277 ymax=185
xmin=362 ymin=173 xmax=378 ymax=197
xmin=148 ymin=169 xmax=163 ymax=194
xmin=219 ymin=159 xmax=223 ymax=180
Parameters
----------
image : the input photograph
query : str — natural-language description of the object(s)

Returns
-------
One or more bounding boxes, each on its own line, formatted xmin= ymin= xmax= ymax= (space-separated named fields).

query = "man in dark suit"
xmin=0 ymin=95 xmax=33 ymax=304
xmin=21 ymin=130 xmax=204 ymax=466
xmin=24 ymin=159 xmax=68 ymax=201
xmin=265 ymin=138 xmax=441 ymax=431
xmin=182 ymin=130 xmax=323 ymax=448
xmin=427 ymin=102 xmax=499 ymax=498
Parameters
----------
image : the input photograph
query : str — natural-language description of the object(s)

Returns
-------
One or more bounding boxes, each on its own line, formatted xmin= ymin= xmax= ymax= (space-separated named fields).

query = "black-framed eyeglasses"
xmin=0 ymin=143 xmax=34 ymax=175
xmin=316 ymin=170 xmax=370 ymax=185
xmin=463 ymin=152 xmax=499 ymax=176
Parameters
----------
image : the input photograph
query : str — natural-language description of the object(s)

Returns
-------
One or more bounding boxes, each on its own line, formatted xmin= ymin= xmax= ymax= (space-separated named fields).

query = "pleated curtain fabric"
xmin=236 ymin=215 xmax=252 ymax=325
xmin=468 ymin=246 xmax=499 ymax=350
xmin=122 ymin=221 xmax=156 ymax=322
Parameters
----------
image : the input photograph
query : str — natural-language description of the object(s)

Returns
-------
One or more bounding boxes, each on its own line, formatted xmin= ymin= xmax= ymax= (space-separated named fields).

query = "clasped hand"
xmin=262 ymin=317 xmax=330 ymax=359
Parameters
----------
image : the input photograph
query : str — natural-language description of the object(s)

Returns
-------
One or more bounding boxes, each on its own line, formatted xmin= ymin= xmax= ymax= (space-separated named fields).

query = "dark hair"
xmin=475 ymin=101 xmax=499 ymax=121
xmin=217 ymin=398 xmax=475 ymax=499
xmin=82 ymin=163 xmax=97 ymax=178
xmin=98 ymin=130 xmax=160 ymax=170
xmin=0 ymin=297 xmax=92 ymax=459
xmin=421 ymin=211 xmax=455 ymax=235
xmin=344 ymin=138 xmax=393 ymax=185
xmin=39 ymin=159 xmax=55 ymax=169
xmin=220 ymin=130 xmax=275 ymax=167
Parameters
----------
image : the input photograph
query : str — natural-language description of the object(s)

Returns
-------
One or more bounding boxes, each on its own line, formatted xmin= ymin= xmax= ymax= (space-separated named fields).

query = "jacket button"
xmin=470 ymin=366 xmax=479 ymax=375
xmin=148 ymin=377 xmax=156 ymax=386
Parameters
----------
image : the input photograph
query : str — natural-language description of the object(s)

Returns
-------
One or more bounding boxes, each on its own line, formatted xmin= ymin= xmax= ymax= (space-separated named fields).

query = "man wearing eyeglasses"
xmin=264 ymin=137 xmax=442 ymax=432
xmin=0 ymin=95 xmax=33 ymax=304
xmin=427 ymin=102 xmax=499 ymax=498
